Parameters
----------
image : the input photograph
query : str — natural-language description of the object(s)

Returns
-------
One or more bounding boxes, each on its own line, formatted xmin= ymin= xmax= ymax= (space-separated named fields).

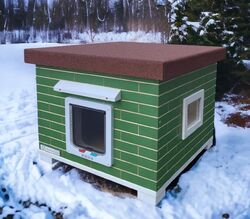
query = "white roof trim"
xmin=53 ymin=80 xmax=121 ymax=102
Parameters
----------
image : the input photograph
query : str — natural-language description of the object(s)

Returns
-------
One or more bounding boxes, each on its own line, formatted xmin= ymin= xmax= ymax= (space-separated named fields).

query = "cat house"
xmin=24 ymin=42 xmax=225 ymax=205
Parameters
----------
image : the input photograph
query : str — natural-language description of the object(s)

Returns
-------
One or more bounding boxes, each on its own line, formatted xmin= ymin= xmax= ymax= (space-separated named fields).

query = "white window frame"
xmin=65 ymin=97 xmax=113 ymax=167
xmin=182 ymin=89 xmax=204 ymax=140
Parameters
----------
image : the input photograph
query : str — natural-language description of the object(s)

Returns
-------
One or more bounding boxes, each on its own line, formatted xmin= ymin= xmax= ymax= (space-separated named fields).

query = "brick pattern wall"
xmin=36 ymin=64 xmax=216 ymax=191
xmin=36 ymin=66 xmax=160 ymax=191
xmin=157 ymin=64 xmax=217 ymax=189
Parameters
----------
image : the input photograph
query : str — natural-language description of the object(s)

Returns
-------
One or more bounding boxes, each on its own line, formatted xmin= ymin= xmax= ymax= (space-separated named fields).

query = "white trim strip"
xmin=54 ymin=80 xmax=121 ymax=102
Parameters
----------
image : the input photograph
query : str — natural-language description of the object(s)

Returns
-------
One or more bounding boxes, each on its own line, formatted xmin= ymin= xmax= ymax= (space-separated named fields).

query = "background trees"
xmin=170 ymin=0 xmax=250 ymax=98
xmin=0 ymin=0 xmax=5 ymax=32
xmin=0 ymin=0 xmax=171 ymax=43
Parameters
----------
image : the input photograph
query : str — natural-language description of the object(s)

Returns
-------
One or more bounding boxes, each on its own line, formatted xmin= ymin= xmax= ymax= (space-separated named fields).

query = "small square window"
xmin=182 ymin=90 xmax=204 ymax=140
xmin=65 ymin=97 xmax=113 ymax=167
xmin=187 ymin=99 xmax=201 ymax=127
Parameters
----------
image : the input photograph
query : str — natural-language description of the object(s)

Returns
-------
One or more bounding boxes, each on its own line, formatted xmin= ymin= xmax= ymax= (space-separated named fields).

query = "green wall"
xmin=157 ymin=64 xmax=216 ymax=189
xmin=36 ymin=63 xmax=216 ymax=191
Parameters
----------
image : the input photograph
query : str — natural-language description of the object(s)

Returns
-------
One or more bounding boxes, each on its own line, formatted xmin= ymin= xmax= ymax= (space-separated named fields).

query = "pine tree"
xmin=169 ymin=0 xmax=194 ymax=44
xmin=170 ymin=0 xmax=250 ymax=98
xmin=228 ymin=1 xmax=250 ymax=61
xmin=170 ymin=0 xmax=250 ymax=65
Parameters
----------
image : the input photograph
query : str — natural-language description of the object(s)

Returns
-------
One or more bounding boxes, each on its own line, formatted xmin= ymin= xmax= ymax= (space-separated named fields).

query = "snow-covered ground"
xmin=0 ymin=43 xmax=250 ymax=219
xmin=2 ymin=30 xmax=163 ymax=44
xmin=70 ymin=31 xmax=162 ymax=44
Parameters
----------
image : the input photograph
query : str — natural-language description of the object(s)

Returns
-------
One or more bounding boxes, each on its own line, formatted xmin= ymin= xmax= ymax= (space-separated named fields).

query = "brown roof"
xmin=24 ymin=42 xmax=226 ymax=81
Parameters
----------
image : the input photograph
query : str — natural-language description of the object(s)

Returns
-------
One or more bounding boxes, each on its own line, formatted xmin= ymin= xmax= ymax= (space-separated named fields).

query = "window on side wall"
xmin=182 ymin=89 xmax=204 ymax=140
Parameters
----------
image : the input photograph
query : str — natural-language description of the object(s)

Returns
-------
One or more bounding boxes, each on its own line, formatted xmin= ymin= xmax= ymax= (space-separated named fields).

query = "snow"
xmin=201 ymin=12 xmax=211 ymax=16
xmin=242 ymin=60 xmax=250 ymax=70
xmin=186 ymin=21 xmax=200 ymax=31
xmin=156 ymin=0 xmax=166 ymax=6
xmin=108 ymin=0 xmax=120 ymax=8
xmin=199 ymin=30 xmax=205 ymax=36
xmin=169 ymin=0 xmax=184 ymax=23
xmin=0 ymin=43 xmax=250 ymax=218
xmin=205 ymin=19 xmax=215 ymax=26
xmin=224 ymin=30 xmax=234 ymax=35
xmin=70 ymin=31 xmax=162 ymax=44
xmin=2 ymin=30 xmax=162 ymax=44
xmin=216 ymin=94 xmax=250 ymax=124
xmin=0 ymin=43 xmax=61 ymax=97
xmin=161 ymin=114 xmax=250 ymax=218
